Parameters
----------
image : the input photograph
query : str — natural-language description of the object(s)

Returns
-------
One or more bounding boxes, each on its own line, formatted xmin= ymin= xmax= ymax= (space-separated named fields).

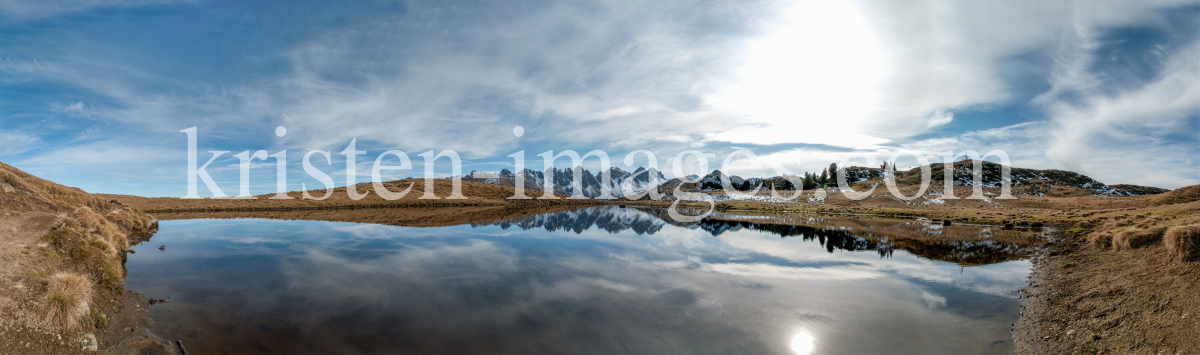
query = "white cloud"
xmin=694 ymin=0 xmax=1200 ymax=153
xmin=926 ymin=110 xmax=954 ymax=128
xmin=5 ymin=0 xmax=1200 ymax=194
xmin=0 ymin=131 xmax=41 ymax=156
xmin=12 ymin=140 xmax=186 ymax=192
xmin=0 ymin=0 xmax=193 ymax=18
xmin=1044 ymin=40 xmax=1200 ymax=188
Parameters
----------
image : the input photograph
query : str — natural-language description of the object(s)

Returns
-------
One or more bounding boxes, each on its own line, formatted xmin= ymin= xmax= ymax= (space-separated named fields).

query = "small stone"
xmin=82 ymin=332 xmax=98 ymax=351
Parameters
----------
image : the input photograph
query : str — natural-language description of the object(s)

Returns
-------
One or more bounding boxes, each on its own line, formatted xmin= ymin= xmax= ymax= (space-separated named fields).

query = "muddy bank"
xmin=1015 ymin=223 xmax=1200 ymax=354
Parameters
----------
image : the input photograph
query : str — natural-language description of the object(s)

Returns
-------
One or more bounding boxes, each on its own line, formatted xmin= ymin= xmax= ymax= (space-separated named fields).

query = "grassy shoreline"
xmin=126 ymin=187 xmax=1197 ymax=353
xmin=7 ymin=159 xmax=1199 ymax=353
xmin=1 ymin=162 xmax=177 ymax=354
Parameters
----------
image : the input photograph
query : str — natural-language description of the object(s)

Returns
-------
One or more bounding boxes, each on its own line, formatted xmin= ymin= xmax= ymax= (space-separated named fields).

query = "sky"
xmin=1 ymin=0 xmax=1198 ymax=197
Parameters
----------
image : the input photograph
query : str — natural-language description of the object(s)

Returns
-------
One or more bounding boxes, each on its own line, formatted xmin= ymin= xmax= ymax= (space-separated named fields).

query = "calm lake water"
xmin=125 ymin=207 xmax=1040 ymax=355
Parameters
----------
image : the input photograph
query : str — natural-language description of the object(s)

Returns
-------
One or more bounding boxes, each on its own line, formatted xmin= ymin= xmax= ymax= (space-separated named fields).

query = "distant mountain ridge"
xmin=454 ymin=160 xmax=1169 ymax=199
xmin=456 ymin=166 xmax=671 ymax=199
xmin=472 ymin=205 xmax=669 ymax=235
xmin=892 ymin=160 xmax=1168 ymax=197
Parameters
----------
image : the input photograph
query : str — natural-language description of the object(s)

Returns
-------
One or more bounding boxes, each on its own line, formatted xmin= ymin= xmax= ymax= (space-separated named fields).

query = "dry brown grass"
xmin=1100 ymin=219 xmax=1129 ymax=230
xmin=2 ymin=162 xmax=155 ymax=308
xmin=1149 ymin=185 xmax=1200 ymax=206
xmin=1113 ymin=226 xmax=1168 ymax=251
xmin=1087 ymin=232 xmax=1113 ymax=249
xmin=1 ymin=161 xmax=157 ymax=240
xmin=73 ymin=206 xmax=130 ymax=254
xmin=47 ymin=225 xmax=126 ymax=289
xmin=99 ymin=178 xmax=573 ymax=213
xmin=41 ymin=272 xmax=94 ymax=331
xmin=1165 ymin=225 xmax=1200 ymax=262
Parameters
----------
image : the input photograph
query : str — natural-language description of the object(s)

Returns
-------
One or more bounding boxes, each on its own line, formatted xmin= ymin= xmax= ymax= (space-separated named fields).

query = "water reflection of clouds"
xmin=582 ymin=223 xmax=1028 ymax=300
xmin=706 ymin=262 xmax=880 ymax=281
xmin=133 ymin=209 xmax=1029 ymax=354
xmin=160 ymin=213 xmax=1030 ymax=300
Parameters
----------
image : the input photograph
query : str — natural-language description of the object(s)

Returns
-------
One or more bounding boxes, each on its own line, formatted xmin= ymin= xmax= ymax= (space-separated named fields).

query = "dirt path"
xmin=0 ymin=212 xmax=176 ymax=355
xmin=0 ymin=211 xmax=74 ymax=354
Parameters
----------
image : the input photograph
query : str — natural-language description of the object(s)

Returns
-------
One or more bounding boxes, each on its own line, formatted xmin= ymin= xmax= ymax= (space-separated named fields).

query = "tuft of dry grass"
xmin=41 ymin=272 xmax=94 ymax=331
xmin=74 ymin=206 xmax=130 ymax=251
xmin=1113 ymin=226 xmax=1169 ymax=251
xmin=48 ymin=222 xmax=126 ymax=289
xmin=1087 ymin=232 xmax=1113 ymax=249
xmin=1165 ymin=225 xmax=1200 ymax=262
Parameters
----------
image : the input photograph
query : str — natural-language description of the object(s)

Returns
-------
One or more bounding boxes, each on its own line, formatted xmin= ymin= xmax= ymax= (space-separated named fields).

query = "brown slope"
xmin=1149 ymin=185 xmax=1200 ymax=206
xmin=149 ymin=204 xmax=586 ymax=228
xmin=100 ymin=178 xmax=593 ymax=213
xmin=460 ymin=176 xmax=546 ymax=192
xmin=0 ymin=162 xmax=171 ymax=354
xmin=0 ymin=161 xmax=157 ymax=240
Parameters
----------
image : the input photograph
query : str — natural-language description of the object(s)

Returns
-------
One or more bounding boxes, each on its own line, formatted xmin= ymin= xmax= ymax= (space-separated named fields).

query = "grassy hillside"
xmin=0 ymin=161 xmax=157 ymax=334
xmin=100 ymin=178 xmax=628 ymax=213
xmin=889 ymin=160 xmax=1167 ymax=196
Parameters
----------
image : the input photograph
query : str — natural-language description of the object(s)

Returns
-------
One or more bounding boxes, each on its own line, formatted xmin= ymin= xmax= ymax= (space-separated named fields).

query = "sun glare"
xmin=790 ymin=331 xmax=816 ymax=355
xmin=713 ymin=0 xmax=889 ymax=147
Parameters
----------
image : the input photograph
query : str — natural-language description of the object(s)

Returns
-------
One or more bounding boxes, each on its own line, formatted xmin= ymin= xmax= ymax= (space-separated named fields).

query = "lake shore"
xmin=115 ymin=184 xmax=1200 ymax=353
xmin=697 ymin=187 xmax=1200 ymax=354
xmin=0 ymin=211 xmax=180 ymax=355
xmin=8 ymin=160 xmax=1199 ymax=354
xmin=0 ymin=161 xmax=175 ymax=355
xmin=1012 ymin=219 xmax=1200 ymax=354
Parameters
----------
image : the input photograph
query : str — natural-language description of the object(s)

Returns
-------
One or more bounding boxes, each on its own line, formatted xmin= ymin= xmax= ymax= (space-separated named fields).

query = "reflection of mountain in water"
xmin=473 ymin=206 xmax=668 ymax=235
xmin=476 ymin=206 xmax=1040 ymax=265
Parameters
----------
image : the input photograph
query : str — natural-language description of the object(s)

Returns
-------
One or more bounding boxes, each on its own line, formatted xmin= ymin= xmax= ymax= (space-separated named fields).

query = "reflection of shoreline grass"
xmin=700 ymin=212 xmax=1042 ymax=266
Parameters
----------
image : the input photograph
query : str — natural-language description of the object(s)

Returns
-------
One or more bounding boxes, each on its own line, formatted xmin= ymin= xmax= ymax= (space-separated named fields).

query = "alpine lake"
xmin=125 ymin=206 xmax=1043 ymax=355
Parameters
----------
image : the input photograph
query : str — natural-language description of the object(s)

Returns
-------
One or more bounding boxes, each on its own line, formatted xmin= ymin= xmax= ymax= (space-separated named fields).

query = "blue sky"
xmin=1 ymin=0 xmax=1198 ymax=197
